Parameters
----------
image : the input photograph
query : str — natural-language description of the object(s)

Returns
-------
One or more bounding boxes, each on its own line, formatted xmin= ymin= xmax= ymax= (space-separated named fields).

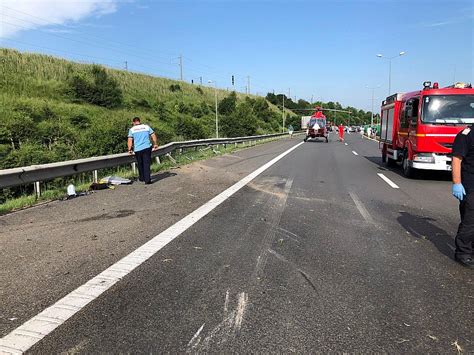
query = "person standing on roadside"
xmin=451 ymin=126 xmax=474 ymax=268
xmin=338 ymin=123 xmax=344 ymax=142
xmin=288 ymin=124 xmax=294 ymax=138
xmin=127 ymin=117 xmax=159 ymax=185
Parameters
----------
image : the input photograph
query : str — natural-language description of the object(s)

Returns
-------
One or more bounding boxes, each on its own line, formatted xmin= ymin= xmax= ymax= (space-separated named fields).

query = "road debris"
xmin=451 ymin=340 xmax=463 ymax=354
xmin=162 ymin=258 xmax=173 ymax=262
xmin=427 ymin=335 xmax=438 ymax=341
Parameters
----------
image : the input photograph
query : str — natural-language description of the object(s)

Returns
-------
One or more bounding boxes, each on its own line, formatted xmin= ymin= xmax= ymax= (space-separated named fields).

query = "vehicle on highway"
xmin=379 ymin=81 xmax=474 ymax=177
xmin=301 ymin=116 xmax=312 ymax=130
xmin=304 ymin=107 xmax=329 ymax=143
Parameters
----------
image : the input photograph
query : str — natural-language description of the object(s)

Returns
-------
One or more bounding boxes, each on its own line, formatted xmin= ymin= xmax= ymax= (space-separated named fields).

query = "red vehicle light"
xmin=433 ymin=82 xmax=439 ymax=89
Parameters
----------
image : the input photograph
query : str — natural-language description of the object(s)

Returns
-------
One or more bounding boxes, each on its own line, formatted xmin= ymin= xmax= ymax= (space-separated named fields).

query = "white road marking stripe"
xmin=349 ymin=191 xmax=375 ymax=225
xmin=377 ymin=173 xmax=400 ymax=189
xmin=352 ymin=151 xmax=358 ymax=156
xmin=344 ymin=143 xmax=348 ymax=146
xmin=0 ymin=141 xmax=305 ymax=354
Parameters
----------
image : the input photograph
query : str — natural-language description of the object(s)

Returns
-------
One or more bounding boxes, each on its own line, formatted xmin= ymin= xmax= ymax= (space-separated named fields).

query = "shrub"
xmin=130 ymin=98 xmax=151 ymax=109
xmin=175 ymin=115 xmax=207 ymax=140
xmin=69 ymin=114 xmax=91 ymax=129
xmin=218 ymin=91 xmax=237 ymax=115
xmin=221 ymin=102 xmax=257 ymax=137
xmin=68 ymin=65 xmax=123 ymax=108
xmin=169 ymin=84 xmax=181 ymax=92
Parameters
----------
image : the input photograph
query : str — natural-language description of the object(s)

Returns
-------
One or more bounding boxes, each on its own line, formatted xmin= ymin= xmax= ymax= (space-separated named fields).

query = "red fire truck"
xmin=379 ymin=81 xmax=474 ymax=177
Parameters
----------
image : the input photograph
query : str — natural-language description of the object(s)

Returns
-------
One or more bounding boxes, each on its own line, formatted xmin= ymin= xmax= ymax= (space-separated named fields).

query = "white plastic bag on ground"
xmin=100 ymin=176 xmax=132 ymax=185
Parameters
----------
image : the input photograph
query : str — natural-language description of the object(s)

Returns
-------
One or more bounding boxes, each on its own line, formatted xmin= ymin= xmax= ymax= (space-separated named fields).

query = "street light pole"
xmin=376 ymin=51 xmax=406 ymax=95
xmin=282 ymin=95 xmax=285 ymax=133
xmin=366 ymin=85 xmax=380 ymax=126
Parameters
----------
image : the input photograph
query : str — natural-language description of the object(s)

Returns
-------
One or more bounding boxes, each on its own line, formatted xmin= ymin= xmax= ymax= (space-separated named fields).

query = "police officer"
xmin=127 ymin=117 xmax=159 ymax=184
xmin=451 ymin=126 xmax=474 ymax=268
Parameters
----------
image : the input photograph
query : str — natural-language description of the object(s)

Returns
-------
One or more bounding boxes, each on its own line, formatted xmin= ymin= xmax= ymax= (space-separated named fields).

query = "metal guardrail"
xmin=0 ymin=132 xmax=293 ymax=190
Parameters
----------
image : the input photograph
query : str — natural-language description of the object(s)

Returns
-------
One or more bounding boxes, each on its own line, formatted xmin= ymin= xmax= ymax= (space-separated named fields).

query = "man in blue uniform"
xmin=127 ymin=117 xmax=159 ymax=184
xmin=451 ymin=126 xmax=474 ymax=268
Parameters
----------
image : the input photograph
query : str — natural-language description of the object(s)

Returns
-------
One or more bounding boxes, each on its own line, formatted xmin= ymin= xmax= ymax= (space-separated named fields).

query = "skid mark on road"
xmin=253 ymin=178 xmax=294 ymax=280
xmin=223 ymin=289 xmax=230 ymax=317
xmin=193 ymin=292 xmax=248 ymax=352
xmin=349 ymin=191 xmax=376 ymax=225
xmin=187 ymin=323 xmax=205 ymax=349
xmin=267 ymin=249 xmax=319 ymax=294
xmin=234 ymin=292 xmax=248 ymax=332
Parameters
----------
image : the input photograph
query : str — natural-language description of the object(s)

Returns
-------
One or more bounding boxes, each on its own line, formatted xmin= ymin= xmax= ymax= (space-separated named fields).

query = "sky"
xmin=0 ymin=0 xmax=473 ymax=112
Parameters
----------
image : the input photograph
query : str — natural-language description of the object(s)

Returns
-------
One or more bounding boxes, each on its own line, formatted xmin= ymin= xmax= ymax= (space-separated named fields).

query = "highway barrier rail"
xmin=0 ymin=132 xmax=294 ymax=194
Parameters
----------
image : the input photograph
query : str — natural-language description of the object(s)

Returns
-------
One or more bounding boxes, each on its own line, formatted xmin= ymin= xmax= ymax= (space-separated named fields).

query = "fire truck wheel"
xmin=402 ymin=153 xmax=416 ymax=178
xmin=386 ymin=158 xmax=397 ymax=167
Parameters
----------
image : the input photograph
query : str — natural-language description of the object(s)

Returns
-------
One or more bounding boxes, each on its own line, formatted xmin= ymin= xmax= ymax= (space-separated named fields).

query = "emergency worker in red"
xmin=451 ymin=126 xmax=474 ymax=268
xmin=338 ymin=124 xmax=344 ymax=142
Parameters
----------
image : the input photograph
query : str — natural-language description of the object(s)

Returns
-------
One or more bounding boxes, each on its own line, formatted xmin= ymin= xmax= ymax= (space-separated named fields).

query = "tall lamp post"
xmin=376 ymin=51 xmax=406 ymax=95
xmin=208 ymin=80 xmax=218 ymax=138
xmin=282 ymin=94 xmax=285 ymax=133
xmin=366 ymin=85 xmax=380 ymax=126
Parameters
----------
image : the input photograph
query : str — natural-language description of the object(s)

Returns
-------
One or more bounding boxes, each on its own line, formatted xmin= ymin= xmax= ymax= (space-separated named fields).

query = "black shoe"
xmin=144 ymin=181 xmax=152 ymax=185
xmin=454 ymin=255 xmax=474 ymax=269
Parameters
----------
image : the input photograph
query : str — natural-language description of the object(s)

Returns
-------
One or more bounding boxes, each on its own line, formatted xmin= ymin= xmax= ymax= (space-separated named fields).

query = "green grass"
xmin=0 ymin=48 xmax=294 ymax=172
xmin=0 ymin=136 xmax=285 ymax=215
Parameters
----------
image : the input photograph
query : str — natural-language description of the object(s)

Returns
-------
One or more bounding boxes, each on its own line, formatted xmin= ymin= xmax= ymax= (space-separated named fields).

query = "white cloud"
xmin=0 ymin=0 xmax=119 ymax=38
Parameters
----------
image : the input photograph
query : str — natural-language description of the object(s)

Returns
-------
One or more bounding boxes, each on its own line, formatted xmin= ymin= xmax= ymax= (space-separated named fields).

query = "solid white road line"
xmin=0 ymin=141 xmax=305 ymax=354
xmin=349 ymin=191 xmax=375 ymax=225
xmin=352 ymin=151 xmax=358 ymax=156
xmin=377 ymin=173 xmax=400 ymax=189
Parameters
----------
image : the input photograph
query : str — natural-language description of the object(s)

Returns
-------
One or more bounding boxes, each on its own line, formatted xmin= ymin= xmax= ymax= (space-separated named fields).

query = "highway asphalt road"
xmin=1 ymin=132 xmax=473 ymax=353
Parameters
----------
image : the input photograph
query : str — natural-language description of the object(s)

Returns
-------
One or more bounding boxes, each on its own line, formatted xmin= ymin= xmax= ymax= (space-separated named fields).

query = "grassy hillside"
xmin=0 ymin=48 xmax=294 ymax=170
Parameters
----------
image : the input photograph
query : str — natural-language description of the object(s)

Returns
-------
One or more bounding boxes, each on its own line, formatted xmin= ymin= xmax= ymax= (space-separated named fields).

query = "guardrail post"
xmin=131 ymin=162 xmax=137 ymax=174
xmin=155 ymin=156 xmax=161 ymax=164
xmin=93 ymin=170 xmax=98 ymax=183
xmin=33 ymin=181 xmax=41 ymax=199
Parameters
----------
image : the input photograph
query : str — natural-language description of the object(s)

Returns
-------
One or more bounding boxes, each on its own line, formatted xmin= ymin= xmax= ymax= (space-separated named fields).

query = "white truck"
xmin=301 ymin=116 xmax=312 ymax=129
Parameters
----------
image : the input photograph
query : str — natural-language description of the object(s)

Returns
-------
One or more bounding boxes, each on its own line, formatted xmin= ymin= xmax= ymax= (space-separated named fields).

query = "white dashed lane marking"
xmin=352 ymin=151 xmax=358 ymax=156
xmin=377 ymin=173 xmax=400 ymax=189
